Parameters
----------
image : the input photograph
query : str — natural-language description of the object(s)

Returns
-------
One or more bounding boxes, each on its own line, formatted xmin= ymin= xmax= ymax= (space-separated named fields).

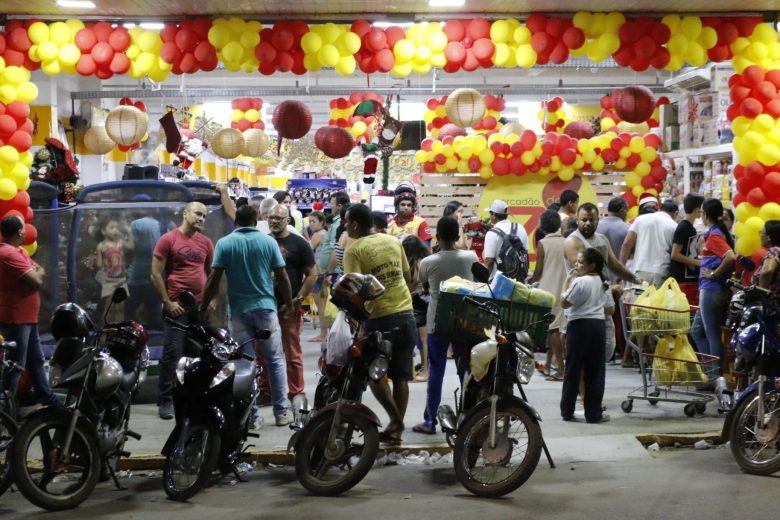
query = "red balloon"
xmin=561 ymin=26 xmax=585 ymax=50
xmin=290 ymin=21 xmax=309 ymax=41
xmin=482 ymin=116 xmax=497 ymax=130
xmin=560 ymin=148 xmax=576 ymax=165
xmin=134 ymin=101 xmax=147 ymax=112
xmin=351 ymin=20 xmax=372 ymax=38
xmin=258 ymin=62 xmax=275 ymax=75
xmin=765 ymin=69 xmax=780 ymax=89
xmin=643 ymin=133 xmax=662 ymax=148
xmin=271 ymin=29 xmax=294 ymax=52
xmin=743 ymin=65 xmax=765 ymax=87
xmin=92 ymin=42 xmax=114 ymax=66
xmin=194 ymin=41 xmax=216 ymax=63
xmin=10 ymin=190 xmax=30 ymax=210
xmin=708 ymin=45 xmax=731 ymax=62
xmin=472 ymin=38 xmax=494 ymax=60
xmin=601 ymin=148 xmax=619 ymax=163
xmin=175 ymin=28 xmax=198 ymax=52
xmin=23 ymin=224 xmax=36 ymax=246
xmin=766 ymin=99 xmax=780 ymax=119
xmin=444 ymin=41 xmax=466 ymax=65
xmin=8 ymin=27 xmax=31 ymax=52
xmin=651 ymin=22 xmax=671 ymax=45
xmin=730 ymin=84 xmax=752 ymax=103
xmin=434 ymin=153 xmax=447 ymax=165
xmin=179 ymin=53 xmax=199 ymax=73
xmin=365 ymin=28 xmax=387 ymax=53
xmin=255 ymin=42 xmax=277 ymax=63
xmin=200 ymin=53 xmax=219 ymax=72
xmin=443 ymin=20 xmax=466 ymax=42
xmin=8 ymin=130 xmax=31 ymax=152
xmin=468 ymin=18 xmax=491 ymax=41
xmin=76 ymin=54 xmax=97 ymax=76
xmin=531 ymin=32 xmax=552 ymax=53
xmin=509 ymin=156 xmax=524 ymax=175
xmin=93 ymin=21 xmax=113 ymax=42
xmin=462 ymin=49 xmax=479 ymax=72
xmin=755 ymin=81 xmax=777 ymax=103
xmin=160 ymin=42 xmax=181 ymax=63
xmin=626 ymin=154 xmax=642 ymax=170
xmin=493 ymin=157 xmax=509 ymax=176
xmin=423 ymin=161 xmax=436 ymax=173
xmin=275 ymin=52 xmax=294 ymax=72
xmin=467 ymin=157 xmax=481 ymax=172
xmin=546 ymin=17 xmax=567 ymax=38
xmin=520 ymin=130 xmax=537 ymax=149
xmin=717 ymin=22 xmax=739 ymax=45
xmin=109 ymin=28 xmax=131 ymax=52
xmin=549 ymin=41 xmax=569 ymax=64
xmin=75 ymin=28 xmax=97 ymax=52
xmin=374 ymin=49 xmax=394 ymax=72
xmin=109 ymin=53 xmax=130 ymax=74
xmin=612 ymin=44 xmax=634 ymax=67
xmin=1 ymin=49 xmax=25 ymax=67
xmin=762 ymin=171 xmax=780 ymax=196
xmin=525 ymin=14 xmax=547 ymax=34
xmin=160 ymin=23 xmax=179 ymax=43
xmin=0 ymin=115 xmax=17 ymax=137
xmin=741 ymin=97 xmax=763 ymax=118
xmin=385 ymin=26 xmax=406 ymax=47
xmin=746 ymin=187 xmax=767 ymax=206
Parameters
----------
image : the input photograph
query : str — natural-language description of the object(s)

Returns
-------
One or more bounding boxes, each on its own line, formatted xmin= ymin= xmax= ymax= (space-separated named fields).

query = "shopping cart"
xmin=435 ymin=292 xmax=552 ymax=349
xmin=620 ymin=298 xmax=718 ymax=417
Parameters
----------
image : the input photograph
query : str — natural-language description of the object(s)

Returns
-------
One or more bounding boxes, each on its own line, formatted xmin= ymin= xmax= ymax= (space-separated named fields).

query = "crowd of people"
xmin=1 ymin=181 xmax=779 ymax=443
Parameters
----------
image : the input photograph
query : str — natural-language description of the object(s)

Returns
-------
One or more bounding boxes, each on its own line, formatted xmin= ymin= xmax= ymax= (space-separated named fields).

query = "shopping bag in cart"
xmin=651 ymin=335 xmax=678 ymax=385
xmin=630 ymin=285 xmax=658 ymax=333
xmin=651 ymin=278 xmax=691 ymax=333
xmin=673 ymin=335 xmax=708 ymax=383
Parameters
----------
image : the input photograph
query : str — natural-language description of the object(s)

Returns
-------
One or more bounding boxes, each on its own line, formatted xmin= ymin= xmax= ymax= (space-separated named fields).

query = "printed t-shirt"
xmin=153 ymin=228 xmax=214 ymax=302
xmin=699 ymin=226 xmax=733 ymax=290
xmin=212 ymin=227 xmax=285 ymax=317
xmin=343 ymin=233 xmax=413 ymax=319
xmin=670 ymin=220 xmax=700 ymax=282
xmin=388 ymin=215 xmax=432 ymax=242
xmin=0 ymin=242 xmax=40 ymax=324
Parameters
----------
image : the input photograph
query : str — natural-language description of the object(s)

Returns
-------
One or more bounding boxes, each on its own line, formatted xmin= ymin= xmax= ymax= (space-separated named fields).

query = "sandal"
xmin=309 ymin=336 xmax=325 ymax=343
xmin=535 ymin=361 xmax=548 ymax=377
xmin=379 ymin=431 xmax=402 ymax=445
xmin=412 ymin=423 xmax=436 ymax=435
xmin=545 ymin=373 xmax=563 ymax=381
xmin=414 ymin=372 xmax=428 ymax=382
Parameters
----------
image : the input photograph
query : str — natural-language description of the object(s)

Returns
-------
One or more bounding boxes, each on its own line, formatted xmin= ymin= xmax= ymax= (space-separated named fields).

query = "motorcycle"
xmin=437 ymin=262 xmax=554 ymax=498
xmin=160 ymin=291 xmax=270 ymax=501
xmin=9 ymin=287 xmax=149 ymax=510
xmin=0 ymin=337 xmax=20 ymax=496
xmin=290 ymin=273 xmax=391 ymax=496
xmin=722 ymin=279 xmax=780 ymax=474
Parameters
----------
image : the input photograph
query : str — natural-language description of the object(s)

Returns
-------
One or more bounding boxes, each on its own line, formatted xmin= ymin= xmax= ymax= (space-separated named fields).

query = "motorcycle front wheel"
xmin=294 ymin=410 xmax=379 ymax=496
xmin=162 ymin=423 xmax=221 ymax=501
xmin=453 ymin=403 xmax=542 ymax=498
xmin=729 ymin=390 xmax=780 ymax=475
xmin=0 ymin=410 xmax=17 ymax=496
xmin=10 ymin=413 xmax=101 ymax=511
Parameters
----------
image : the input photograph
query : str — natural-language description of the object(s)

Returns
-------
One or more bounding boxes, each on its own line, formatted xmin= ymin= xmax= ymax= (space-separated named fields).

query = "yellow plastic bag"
xmin=630 ymin=285 xmax=658 ymax=334
xmin=323 ymin=291 xmax=339 ymax=325
xmin=672 ymin=335 xmax=707 ymax=384
xmin=652 ymin=278 xmax=691 ymax=333
xmin=651 ymin=335 xmax=678 ymax=385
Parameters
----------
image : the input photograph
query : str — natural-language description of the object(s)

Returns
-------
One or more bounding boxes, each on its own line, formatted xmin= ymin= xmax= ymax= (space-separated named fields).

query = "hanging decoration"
xmin=241 ymin=128 xmax=270 ymax=157
xmin=126 ymin=27 xmax=170 ymax=81
xmin=611 ymin=16 xmax=672 ymax=71
xmin=72 ymin=22 xmax=131 ymax=78
xmin=83 ymin=125 xmax=115 ymax=155
xmin=300 ymin=23 xmax=360 ymax=75
xmin=231 ymin=97 xmax=265 ymax=131
xmin=351 ymin=20 xmax=402 ymax=73
xmin=29 ymin=138 xmax=81 ymax=203
xmin=440 ymin=18 xmax=494 ymax=72
xmin=27 ymin=20 xmax=84 ymax=76
xmin=175 ymin=128 xmax=207 ymax=169
xmin=661 ymin=16 xmax=718 ymax=70
xmin=445 ymin=88 xmax=485 ymax=128
xmin=569 ymin=12 xmax=625 ymax=63
xmin=613 ymin=85 xmax=657 ymax=123
xmin=314 ymin=126 xmax=354 ymax=159
xmin=272 ymin=100 xmax=312 ymax=153
xmin=255 ymin=21 xmax=308 ymax=74
xmin=526 ymin=14 xmax=593 ymax=65
xmin=423 ymin=96 xmax=450 ymax=138
xmin=390 ymin=22 xmax=448 ymax=77
xmin=207 ymin=18 xmax=262 ymax=72
xmin=539 ymin=97 xmax=569 ymax=133
xmin=211 ymin=128 xmax=245 ymax=159
xmin=159 ymin=18 xmax=218 ymax=74
xmin=472 ymin=95 xmax=505 ymax=133
xmin=0 ymin=20 xmax=40 ymax=70
xmin=105 ymin=98 xmax=149 ymax=151
xmin=328 ymin=92 xmax=384 ymax=142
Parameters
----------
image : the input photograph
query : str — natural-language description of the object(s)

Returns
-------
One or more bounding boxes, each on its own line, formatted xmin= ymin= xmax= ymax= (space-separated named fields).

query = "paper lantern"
xmin=242 ymin=129 xmax=270 ymax=157
xmin=563 ymin=120 xmax=595 ymax=139
xmin=83 ymin=126 xmax=115 ymax=154
xmin=445 ymin=88 xmax=485 ymax=128
xmin=211 ymin=128 xmax=245 ymax=159
xmin=499 ymin=122 xmax=527 ymax=136
xmin=272 ymin=100 xmax=312 ymax=139
xmin=613 ymin=85 xmax=656 ymax=124
xmin=105 ymin=105 xmax=147 ymax=146
xmin=314 ymin=126 xmax=354 ymax=159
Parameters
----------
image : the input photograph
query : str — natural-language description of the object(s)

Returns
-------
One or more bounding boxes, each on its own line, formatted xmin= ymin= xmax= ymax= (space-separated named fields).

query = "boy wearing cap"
xmin=482 ymin=199 xmax=529 ymax=275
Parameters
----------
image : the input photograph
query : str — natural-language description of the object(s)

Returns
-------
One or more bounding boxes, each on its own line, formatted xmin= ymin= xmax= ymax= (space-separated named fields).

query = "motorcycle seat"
xmin=233 ymin=358 xmax=256 ymax=398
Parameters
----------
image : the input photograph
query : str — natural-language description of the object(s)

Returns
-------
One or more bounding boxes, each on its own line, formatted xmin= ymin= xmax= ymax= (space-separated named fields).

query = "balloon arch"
xmin=1 ymin=13 xmax=779 ymax=260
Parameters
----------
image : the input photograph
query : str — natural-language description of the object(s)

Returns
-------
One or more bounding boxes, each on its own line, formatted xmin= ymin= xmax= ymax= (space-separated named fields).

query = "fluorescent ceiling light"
xmin=428 ymin=0 xmax=465 ymax=6
xmin=139 ymin=22 xmax=165 ymax=30
xmin=57 ymin=0 xmax=96 ymax=7
xmin=373 ymin=21 xmax=415 ymax=29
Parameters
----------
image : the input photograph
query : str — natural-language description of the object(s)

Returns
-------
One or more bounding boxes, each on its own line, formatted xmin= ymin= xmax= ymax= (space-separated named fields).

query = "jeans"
xmin=158 ymin=312 xmax=190 ymax=406
xmin=0 ymin=322 xmax=56 ymax=405
xmin=125 ymin=283 xmax=163 ymax=330
xmin=422 ymin=333 xmax=465 ymax=429
xmin=691 ymin=287 xmax=730 ymax=371
xmin=561 ymin=318 xmax=606 ymax=423
xmin=230 ymin=308 xmax=289 ymax=416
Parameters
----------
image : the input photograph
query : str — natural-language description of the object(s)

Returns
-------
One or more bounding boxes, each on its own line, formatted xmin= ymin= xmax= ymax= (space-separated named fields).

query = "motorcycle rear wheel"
xmin=0 ymin=410 xmax=17 ymax=496
xmin=729 ymin=390 xmax=780 ymax=475
xmin=10 ymin=413 xmax=100 ymax=511
xmin=163 ymin=423 xmax=221 ymax=501
xmin=294 ymin=410 xmax=379 ymax=496
xmin=453 ymin=403 xmax=542 ymax=498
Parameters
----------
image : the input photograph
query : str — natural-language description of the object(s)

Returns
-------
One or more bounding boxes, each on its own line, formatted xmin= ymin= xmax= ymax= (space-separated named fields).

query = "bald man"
xmin=151 ymin=201 xmax=215 ymax=419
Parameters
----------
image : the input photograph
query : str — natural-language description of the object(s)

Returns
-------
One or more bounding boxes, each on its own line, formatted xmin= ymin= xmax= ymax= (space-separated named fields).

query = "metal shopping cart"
xmin=619 ymin=296 xmax=718 ymax=417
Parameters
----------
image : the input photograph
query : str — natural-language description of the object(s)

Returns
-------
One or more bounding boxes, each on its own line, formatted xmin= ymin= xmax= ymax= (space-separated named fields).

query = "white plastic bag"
xmin=325 ymin=310 xmax=352 ymax=366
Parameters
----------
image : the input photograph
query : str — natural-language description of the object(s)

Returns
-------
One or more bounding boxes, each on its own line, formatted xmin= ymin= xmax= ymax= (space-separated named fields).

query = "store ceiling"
xmin=3 ymin=0 xmax=779 ymax=19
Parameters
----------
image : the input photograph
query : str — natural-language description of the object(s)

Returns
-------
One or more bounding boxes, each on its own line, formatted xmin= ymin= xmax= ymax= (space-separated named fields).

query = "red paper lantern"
xmin=314 ymin=127 xmax=354 ymax=159
xmin=614 ymin=86 xmax=656 ymax=124
xmin=272 ymin=100 xmax=312 ymax=140
xmin=563 ymin=120 xmax=594 ymax=139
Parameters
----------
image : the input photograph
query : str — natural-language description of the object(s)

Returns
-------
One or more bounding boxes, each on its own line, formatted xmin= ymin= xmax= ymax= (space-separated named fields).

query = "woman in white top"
xmin=559 ymin=248 xmax=615 ymax=424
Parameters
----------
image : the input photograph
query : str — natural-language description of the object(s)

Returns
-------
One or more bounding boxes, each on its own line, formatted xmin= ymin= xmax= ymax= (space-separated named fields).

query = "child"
xmin=95 ymin=218 xmax=129 ymax=323
xmin=559 ymin=247 xmax=615 ymax=424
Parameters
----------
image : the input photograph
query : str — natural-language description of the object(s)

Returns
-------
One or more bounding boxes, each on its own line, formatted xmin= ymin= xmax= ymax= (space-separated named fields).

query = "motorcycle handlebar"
xmin=242 ymin=353 xmax=255 ymax=362
xmin=462 ymin=296 xmax=501 ymax=318
xmin=727 ymin=278 xmax=772 ymax=296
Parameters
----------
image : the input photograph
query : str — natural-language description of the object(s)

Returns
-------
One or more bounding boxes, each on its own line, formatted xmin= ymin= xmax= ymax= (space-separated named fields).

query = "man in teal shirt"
xmin=201 ymin=204 xmax=295 ymax=426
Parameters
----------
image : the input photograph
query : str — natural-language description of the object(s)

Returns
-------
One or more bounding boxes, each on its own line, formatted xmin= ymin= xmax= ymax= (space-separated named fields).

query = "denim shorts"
xmin=363 ymin=310 xmax=416 ymax=382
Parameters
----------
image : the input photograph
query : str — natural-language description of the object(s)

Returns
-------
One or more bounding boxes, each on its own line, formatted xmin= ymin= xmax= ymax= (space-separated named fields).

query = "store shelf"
xmin=663 ymin=67 xmax=711 ymax=92
xmin=663 ymin=143 xmax=734 ymax=161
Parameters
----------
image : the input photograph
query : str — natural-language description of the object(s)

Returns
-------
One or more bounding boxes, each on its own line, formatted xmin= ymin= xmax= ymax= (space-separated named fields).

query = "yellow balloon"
xmin=628 ymin=137 xmax=645 ymax=153
xmin=22 ymin=241 xmax=37 ymax=257
xmin=394 ymin=39 xmax=416 ymax=62
xmin=668 ymin=34 xmax=689 ymax=55
xmin=635 ymin=161 xmax=651 ymax=176
xmin=627 ymin=206 xmax=639 ymax=220
xmin=513 ymin=26 xmax=532 ymax=45
xmin=222 ymin=41 xmax=244 ymax=62
xmin=736 ymin=236 xmax=759 ymax=256
xmin=415 ymin=150 xmax=428 ymax=163
xmin=478 ymin=166 xmax=492 ymax=179
xmin=407 ymin=24 xmax=427 ymax=46
xmin=431 ymin=53 xmax=447 ymax=68
xmin=135 ymin=52 xmax=155 ymax=73
xmin=680 ymin=16 xmax=703 ymax=40
xmin=65 ymin=18 xmax=85 ymax=36
xmin=490 ymin=20 xmax=512 ymax=44
xmin=559 ymin=167 xmax=575 ymax=181
xmin=138 ymin=31 xmax=161 ymax=53
xmin=27 ymin=22 xmax=49 ymax=45
xmin=58 ymin=43 xmax=80 ymax=66
xmin=37 ymin=41 xmax=59 ymax=62
xmin=49 ymin=22 xmax=71 ymax=46
xmin=759 ymin=202 xmax=780 ymax=221
xmin=685 ymin=42 xmax=707 ymax=66
xmin=321 ymin=23 xmax=341 ymax=44
xmin=41 ymin=59 xmax=62 ymax=76
xmin=415 ymin=45 xmax=432 ymax=63
xmin=318 ymin=44 xmax=340 ymax=67
xmin=301 ymin=31 xmax=322 ymax=54
xmin=457 ymin=160 xmax=470 ymax=173
xmin=428 ymin=31 xmax=448 ymax=53
xmin=515 ymin=45 xmax=536 ymax=68
xmin=240 ymin=30 xmax=261 ymax=49
xmin=303 ymin=54 xmax=321 ymax=71
xmin=245 ymin=109 xmax=260 ymax=123
xmin=632 ymin=185 xmax=645 ymax=198
xmin=597 ymin=33 xmax=619 ymax=54
xmin=735 ymin=202 xmax=759 ymax=222
xmin=472 ymin=136 xmax=488 ymax=154
xmin=411 ymin=61 xmax=431 ymax=75
xmin=208 ymin=25 xmax=231 ymax=48
xmin=639 ymin=148 xmax=657 ymax=163
xmin=478 ymin=149 xmax=495 ymax=164
xmin=700 ymin=26 xmax=718 ymax=49
xmin=0 ymin=178 xmax=16 ymax=200
xmin=758 ymin=143 xmax=780 ymax=165
xmin=335 ymin=56 xmax=356 ymax=76
xmin=338 ymin=32 xmax=362 ymax=55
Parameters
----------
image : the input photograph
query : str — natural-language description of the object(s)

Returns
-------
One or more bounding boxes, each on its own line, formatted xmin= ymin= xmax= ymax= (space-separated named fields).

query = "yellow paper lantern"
xmin=105 ymin=105 xmax=148 ymax=146
xmin=83 ymin=126 xmax=116 ymax=155
xmin=212 ymin=128 xmax=245 ymax=159
xmin=242 ymin=129 xmax=270 ymax=157
xmin=445 ymin=88 xmax=486 ymax=129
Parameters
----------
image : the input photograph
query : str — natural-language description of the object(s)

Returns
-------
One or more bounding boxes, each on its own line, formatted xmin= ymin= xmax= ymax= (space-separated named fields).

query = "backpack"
xmin=489 ymin=223 xmax=529 ymax=281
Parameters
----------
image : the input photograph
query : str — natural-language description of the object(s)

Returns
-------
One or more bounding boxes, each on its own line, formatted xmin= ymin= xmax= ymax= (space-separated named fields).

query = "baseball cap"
xmin=638 ymin=194 xmax=659 ymax=207
xmin=486 ymin=200 xmax=508 ymax=215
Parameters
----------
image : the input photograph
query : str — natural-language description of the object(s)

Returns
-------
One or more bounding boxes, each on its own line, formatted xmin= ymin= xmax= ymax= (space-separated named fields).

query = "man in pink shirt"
xmin=0 ymin=215 xmax=57 ymax=410
xmin=151 ymin=202 xmax=214 ymax=419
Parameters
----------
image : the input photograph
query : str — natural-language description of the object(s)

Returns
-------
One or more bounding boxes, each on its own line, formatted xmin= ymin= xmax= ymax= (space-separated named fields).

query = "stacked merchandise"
xmin=702 ymin=158 xmax=734 ymax=206
xmin=679 ymin=91 xmax=718 ymax=149
xmin=711 ymin=64 xmax=735 ymax=143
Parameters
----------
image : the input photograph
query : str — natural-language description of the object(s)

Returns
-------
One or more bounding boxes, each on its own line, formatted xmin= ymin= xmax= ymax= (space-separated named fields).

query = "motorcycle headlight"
xmin=368 ymin=356 xmax=389 ymax=382
xmin=176 ymin=357 xmax=194 ymax=385
xmin=138 ymin=347 xmax=150 ymax=386
xmin=212 ymin=340 xmax=238 ymax=362
xmin=514 ymin=346 xmax=535 ymax=384
xmin=48 ymin=363 xmax=62 ymax=388
xmin=210 ymin=362 xmax=235 ymax=388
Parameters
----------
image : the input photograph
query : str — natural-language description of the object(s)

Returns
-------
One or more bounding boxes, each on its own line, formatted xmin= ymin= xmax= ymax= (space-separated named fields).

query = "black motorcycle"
xmin=10 ymin=288 xmax=149 ymax=510
xmin=721 ymin=280 xmax=780 ymax=474
xmin=160 ymin=291 xmax=269 ymax=501
xmin=290 ymin=273 xmax=391 ymax=496
xmin=437 ymin=263 xmax=554 ymax=498
xmin=0 ymin=337 xmax=20 ymax=496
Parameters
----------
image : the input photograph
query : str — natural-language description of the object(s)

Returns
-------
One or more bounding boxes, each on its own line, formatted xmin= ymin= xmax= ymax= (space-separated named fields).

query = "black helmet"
xmin=51 ymin=303 xmax=94 ymax=341
xmin=331 ymin=273 xmax=385 ymax=321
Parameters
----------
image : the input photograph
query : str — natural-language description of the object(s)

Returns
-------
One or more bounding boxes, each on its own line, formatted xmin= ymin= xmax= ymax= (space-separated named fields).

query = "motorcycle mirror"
xmin=111 ymin=287 xmax=128 ymax=304
xmin=178 ymin=291 xmax=198 ymax=312
xmin=471 ymin=262 xmax=490 ymax=284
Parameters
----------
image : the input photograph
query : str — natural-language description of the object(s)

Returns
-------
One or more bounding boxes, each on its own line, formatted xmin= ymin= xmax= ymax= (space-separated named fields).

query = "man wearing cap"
xmin=619 ymin=196 xmax=678 ymax=288
xmin=482 ymin=199 xmax=529 ymax=275
xmin=637 ymin=193 xmax=659 ymax=216
xmin=387 ymin=192 xmax=432 ymax=245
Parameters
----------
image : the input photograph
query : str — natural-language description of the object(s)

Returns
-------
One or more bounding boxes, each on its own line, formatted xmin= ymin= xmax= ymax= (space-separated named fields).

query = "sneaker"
xmin=275 ymin=411 xmax=293 ymax=426
xmin=587 ymin=413 xmax=610 ymax=424
xmin=158 ymin=402 xmax=174 ymax=420
xmin=249 ymin=412 xmax=264 ymax=430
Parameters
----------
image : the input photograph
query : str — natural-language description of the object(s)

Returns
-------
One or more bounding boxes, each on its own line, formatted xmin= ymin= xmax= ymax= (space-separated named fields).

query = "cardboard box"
xmin=691 ymin=93 xmax=714 ymax=121
xmin=693 ymin=118 xmax=719 ymax=147
xmin=711 ymin=64 xmax=735 ymax=92
xmin=663 ymin=125 xmax=680 ymax=151
xmin=715 ymin=91 xmax=731 ymax=119
xmin=678 ymin=94 xmax=691 ymax=125
xmin=679 ymin=123 xmax=694 ymax=149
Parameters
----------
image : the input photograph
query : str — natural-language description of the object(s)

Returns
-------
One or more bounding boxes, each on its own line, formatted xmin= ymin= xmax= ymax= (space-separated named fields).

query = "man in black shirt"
xmin=268 ymin=204 xmax=317 ymax=414
xmin=670 ymin=193 xmax=704 ymax=302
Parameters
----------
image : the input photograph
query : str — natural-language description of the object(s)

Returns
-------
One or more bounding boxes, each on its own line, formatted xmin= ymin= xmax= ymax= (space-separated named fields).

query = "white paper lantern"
xmin=212 ymin=128 xmax=245 ymax=159
xmin=242 ymin=129 xmax=270 ymax=157
xmin=445 ymin=88 xmax=485 ymax=128
xmin=83 ymin=126 xmax=115 ymax=154
xmin=105 ymin=105 xmax=148 ymax=146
